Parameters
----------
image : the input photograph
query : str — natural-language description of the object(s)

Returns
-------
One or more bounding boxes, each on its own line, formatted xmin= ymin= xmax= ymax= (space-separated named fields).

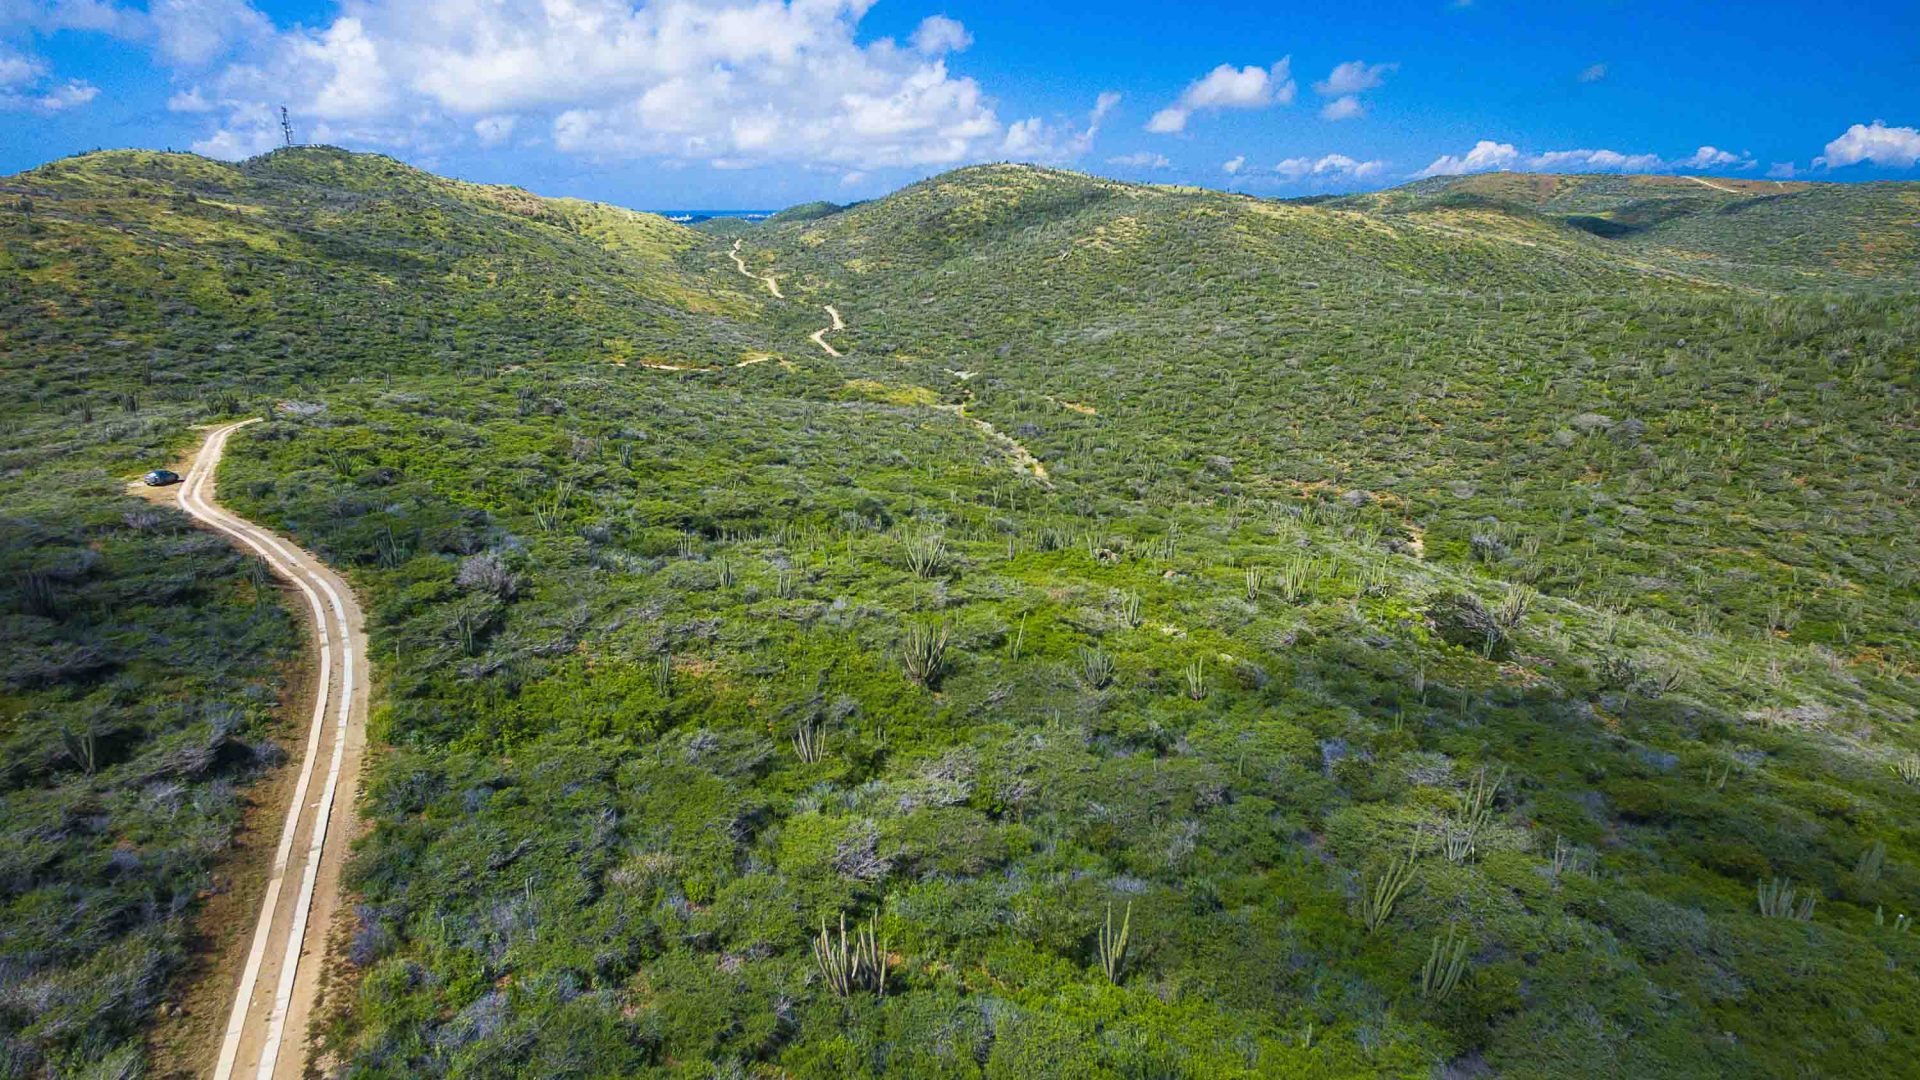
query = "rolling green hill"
xmin=3 ymin=149 xmax=1918 ymax=1078
xmin=768 ymin=200 xmax=852 ymax=225
xmin=1326 ymin=170 xmax=1920 ymax=289
xmin=1 ymin=147 xmax=776 ymax=396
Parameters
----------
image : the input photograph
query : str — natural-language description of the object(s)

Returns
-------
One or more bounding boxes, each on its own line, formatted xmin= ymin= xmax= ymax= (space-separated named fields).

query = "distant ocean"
xmin=653 ymin=210 xmax=775 ymax=224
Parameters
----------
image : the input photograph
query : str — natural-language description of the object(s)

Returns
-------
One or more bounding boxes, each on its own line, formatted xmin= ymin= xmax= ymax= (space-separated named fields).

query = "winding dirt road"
xmin=729 ymin=238 xmax=785 ymax=298
xmin=810 ymin=305 xmax=845 ymax=356
xmin=729 ymin=238 xmax=850 ymax=357
xmin=167 ymin=419 xmax=368 ymax=1080
xmin=937 ymin=393 xmax=1051 ymax=485
xmin=718 ymin=240 xmax=1047 ymax=482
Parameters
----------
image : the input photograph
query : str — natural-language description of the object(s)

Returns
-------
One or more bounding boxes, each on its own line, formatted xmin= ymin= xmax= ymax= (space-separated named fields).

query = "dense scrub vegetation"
xmin=2 ymin=148 xmax=1918 ymax=1077
xmin=0 ymin=418 xmax=296 ymax=1073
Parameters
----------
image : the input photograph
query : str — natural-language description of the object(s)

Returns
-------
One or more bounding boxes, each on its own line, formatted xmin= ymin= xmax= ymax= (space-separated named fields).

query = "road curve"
xmin=173 ymin=419 xmax=369 ymax=1080
xmin=729 ymin=238 xmax=785 ymax=298
xmin=810 ymin=305 xmax=845 ymax=356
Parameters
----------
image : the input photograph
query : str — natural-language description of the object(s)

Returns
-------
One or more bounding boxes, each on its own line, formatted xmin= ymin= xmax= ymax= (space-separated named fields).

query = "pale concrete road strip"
xmin=173 ymin=420 xmax=368 ymax=1080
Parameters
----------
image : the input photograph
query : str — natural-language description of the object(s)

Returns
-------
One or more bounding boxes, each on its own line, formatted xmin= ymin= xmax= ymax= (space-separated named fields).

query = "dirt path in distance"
xmin=936 ymin=391 xmax=1051 ymax=485
xmin=810 ymin=305 xmax=845 ymax=356
xmin=730 ymin=238 xmax=785 ymax=298
xmin=1682 ymin=175 xmax=1744 ymax=195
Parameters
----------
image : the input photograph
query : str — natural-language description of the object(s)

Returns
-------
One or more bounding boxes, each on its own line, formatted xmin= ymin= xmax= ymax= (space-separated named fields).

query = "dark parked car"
xmin=143 ymin=469 xmax=180 ymax=486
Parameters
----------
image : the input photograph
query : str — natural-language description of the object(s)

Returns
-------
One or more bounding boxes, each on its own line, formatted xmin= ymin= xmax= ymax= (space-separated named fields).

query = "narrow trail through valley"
xmin=729 ymin=238 xmax=784 ymax=298
xmin=726 ymin=238 xmax=1049 ymax=483
xmin=810 ymin=304 xmax=845 ymax=356
xmin=729 ymin=239 xmax=839 ymax=354
xmin=165 ymin=419 xmax=369 ymax=1080
xmin=938 ymin=392 xmax=1052 ymax=485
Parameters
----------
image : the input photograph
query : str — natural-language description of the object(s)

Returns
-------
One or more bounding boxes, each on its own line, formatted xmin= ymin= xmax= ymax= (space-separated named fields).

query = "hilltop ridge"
xmin=1321 ymin=169 xmax=1920 ymax=288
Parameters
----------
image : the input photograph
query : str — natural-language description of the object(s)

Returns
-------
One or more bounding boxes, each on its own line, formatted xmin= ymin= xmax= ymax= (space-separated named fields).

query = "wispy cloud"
xmin=1274 ymin=152 xmax=1386 ymax=181
xmin=1147 ymin=59 xmax=1294 ymax=134
xmin=1320 ymin=95 xmax=1364 ymax=121
xmin=0 ymin=40 xmax=97 ymax=112
xmin=1 ymin=77 xmax=97 ymax=111
xmin=1311 ymin=59 xmax=1393 ymax=122
xmin=1003 ymin=91 xmax=1121 ymax=164
xmin=474 ymin=114 xmax=517 ymax=147
xmin=1313 ymin=60 xmax=1395 ymax=96
xmin=1415 ymin=139 xmax=1755 ymax=178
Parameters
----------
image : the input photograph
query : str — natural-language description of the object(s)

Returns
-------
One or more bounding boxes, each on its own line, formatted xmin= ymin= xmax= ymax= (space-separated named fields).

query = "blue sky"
xmin=2 ymin=0 xmax=1917 ymax=208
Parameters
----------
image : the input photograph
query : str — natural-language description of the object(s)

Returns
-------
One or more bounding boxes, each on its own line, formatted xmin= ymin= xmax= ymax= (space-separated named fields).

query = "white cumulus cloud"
xmin=149 ymin=0 xmax=272 ymax=66
xmin=91 ymin=0 xmax=1039 ymax=172
xmin=1413 ymin=139 xmax=1518 ymax=177
xmin=1529 ymin=148 xmax=1664 ymax=171
xmin=190 ymin=115 xmax=282 ymax=158
xmin=1222 ymin=154 xmax=1244 ymax=174
xmin=1002 ymin=90 xmax=1119 ymax=164
xmin=1816 ymin=120 xmax=1920 ymax=169
xmin=167 ymin=85 xmax=214 ymax=111
xmin=1416 ymin=139 xmax=1757 ymax=178
xmin=1577 ymin=63 xmax=1607 ymax=83
xmin=1147 ymin=58 xmax=1293 ymax=134
xmin=1677 ymin=145 xmax=1752 ymax=170
xmin=1106 ymin=150 xmax=1169 ymax=169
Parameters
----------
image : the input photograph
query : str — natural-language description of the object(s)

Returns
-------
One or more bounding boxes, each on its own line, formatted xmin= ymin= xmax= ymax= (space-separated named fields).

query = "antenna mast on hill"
xmin=279 ymin=106 xmax=295 ymax=148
